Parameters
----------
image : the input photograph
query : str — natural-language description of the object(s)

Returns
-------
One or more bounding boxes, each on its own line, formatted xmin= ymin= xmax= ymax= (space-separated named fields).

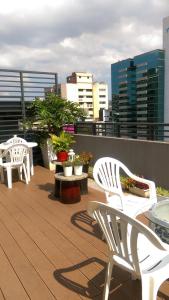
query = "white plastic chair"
xmin=0 ymin=144 xmax=29 ymax=188
xmin=6 ymin=135 xmax=28 ymax=145
xmin=6 ymin=135 xmax=31 ymax=181
xmin=88 ymin=201 xmax=169 ymax=300
xmin=93 ymin=157 xmax=157 ymax=217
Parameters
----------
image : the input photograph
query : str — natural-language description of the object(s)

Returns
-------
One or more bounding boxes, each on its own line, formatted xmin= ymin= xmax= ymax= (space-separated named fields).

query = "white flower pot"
xmin=63 ymin=166 xmax=73 ymax=177
xmin=74 ymin=165 xmax=83 ymax=176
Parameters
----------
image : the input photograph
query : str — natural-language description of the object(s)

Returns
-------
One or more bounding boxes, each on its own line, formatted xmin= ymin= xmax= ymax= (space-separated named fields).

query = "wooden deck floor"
xmin=0 ymin=166 xmax=168 ymax=300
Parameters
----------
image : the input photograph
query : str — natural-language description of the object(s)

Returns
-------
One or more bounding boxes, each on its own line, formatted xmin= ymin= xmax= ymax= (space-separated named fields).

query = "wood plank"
xmin=0 ymin=202 xmax=82 ymax=300
xmin=0 ymin=189 xmax=104 ymax=284
xmin=0 ymin=245 xmax=29 ymax=300
xmin=0 ymin=181 xmax=105 ymax=297
xmin=0 ymin=289 xmax=5 ymax=300
xmin=0 ymin=218 xmax=55 ymax=300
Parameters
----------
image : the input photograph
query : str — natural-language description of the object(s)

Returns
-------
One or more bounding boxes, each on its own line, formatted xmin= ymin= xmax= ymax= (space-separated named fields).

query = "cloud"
xmin=0 ymin=0 xmax=168 ymax=97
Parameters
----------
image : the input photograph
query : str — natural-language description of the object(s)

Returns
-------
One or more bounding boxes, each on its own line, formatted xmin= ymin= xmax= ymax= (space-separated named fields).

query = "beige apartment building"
xmin=60 ymin=72 xmax=108 ymax=121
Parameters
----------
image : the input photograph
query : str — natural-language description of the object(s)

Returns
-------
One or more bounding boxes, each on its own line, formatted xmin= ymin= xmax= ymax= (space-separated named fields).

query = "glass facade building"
xmin=111 ymin=50 xmax=165 ymax=126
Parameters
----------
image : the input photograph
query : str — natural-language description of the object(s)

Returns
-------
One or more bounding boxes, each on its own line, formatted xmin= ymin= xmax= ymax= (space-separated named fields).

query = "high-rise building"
xmin=61 ymin=72 xmax=108 ymax=121
xmin=163 ymin=16 xmax=169 ymax=123
xmin=111 ymin=50 xmax=165 ymax=125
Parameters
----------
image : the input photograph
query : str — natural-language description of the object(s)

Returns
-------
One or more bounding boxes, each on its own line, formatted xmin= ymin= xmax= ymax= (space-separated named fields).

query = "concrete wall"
xmin=74 ymin=134 xmax=169 ymax=189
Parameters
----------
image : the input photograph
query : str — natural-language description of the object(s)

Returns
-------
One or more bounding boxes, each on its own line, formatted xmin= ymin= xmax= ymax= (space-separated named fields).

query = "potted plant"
xmin=79 ymin=151 xmax=93 ymax=173
xmin=24 ymin=93 xmax=86 ymax=169
xmin=124 ymin=177 xmax=150 ymax=197
xmin=62 ymin=161 xmax=73 ymax=177
xmin=50 ymin=131 xmax=75 ymax=162
xmin=73 ymin=155 xmax=83 ymax=176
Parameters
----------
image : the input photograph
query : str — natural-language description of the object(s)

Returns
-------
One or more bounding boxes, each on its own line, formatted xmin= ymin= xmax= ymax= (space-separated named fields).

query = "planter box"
xmin=129 ymin=186 xmax=149 ymax=198
xmin=40 ymin=139 xmax=57 ymax=170
xmin=121 ymin=182 xmax=126 ymax=190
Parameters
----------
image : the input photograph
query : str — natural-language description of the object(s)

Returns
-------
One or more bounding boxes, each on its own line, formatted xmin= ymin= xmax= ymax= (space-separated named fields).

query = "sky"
xmin=0 ymin=0 xmax=169 ymax=98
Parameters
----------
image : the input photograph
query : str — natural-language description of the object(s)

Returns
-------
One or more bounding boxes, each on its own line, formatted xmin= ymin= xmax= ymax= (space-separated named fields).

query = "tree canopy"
xmin=25 ymin=93 xmax=86 ymax=133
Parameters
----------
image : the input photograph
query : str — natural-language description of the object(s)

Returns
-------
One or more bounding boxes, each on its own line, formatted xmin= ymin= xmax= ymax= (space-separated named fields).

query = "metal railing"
xmin=0 ymin=68 xmax=57 ymax=143
xmin=74 ymin=122 xmax=169 ymax=141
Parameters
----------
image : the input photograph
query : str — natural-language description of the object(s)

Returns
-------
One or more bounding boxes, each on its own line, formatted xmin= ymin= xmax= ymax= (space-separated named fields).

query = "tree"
xmin=25 ymin=93 xmax=86 ymax=134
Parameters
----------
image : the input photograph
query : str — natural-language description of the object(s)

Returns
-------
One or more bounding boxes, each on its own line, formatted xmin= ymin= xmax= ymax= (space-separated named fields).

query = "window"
xmin=99 ymin=95 xmax=106 ymax=98
xmin=99 ymin=88 xmax=106 ymax=91
xmin=78 ymin=89 xmax=83 ymax=92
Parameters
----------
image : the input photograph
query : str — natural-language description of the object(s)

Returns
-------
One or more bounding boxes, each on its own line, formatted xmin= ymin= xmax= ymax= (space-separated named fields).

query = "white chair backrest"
xmin=3 ymin=144 xmax=29 ymax=165
xmin=93 ymin=157 xmax=157 ymax=213
xmin=6 ymin=135 xmax=27 ymax=145
xmin=88 ymin=201 xmax=166 ymax=276
xmin=93 ymin=157 xmax=125 ymax=194
xmin=93 ymin=157 xmax=129 ymax=209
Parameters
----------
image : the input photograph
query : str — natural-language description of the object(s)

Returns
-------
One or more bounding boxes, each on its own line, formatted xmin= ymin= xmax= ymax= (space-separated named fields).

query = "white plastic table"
xmin=0 ymin=141 xmax=37 ymax=181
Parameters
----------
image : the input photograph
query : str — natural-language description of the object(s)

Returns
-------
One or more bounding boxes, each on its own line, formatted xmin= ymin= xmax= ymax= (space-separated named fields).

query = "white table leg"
xmin=0 ymin=150 xmax=4 ymax=182
xmin=26 ymin=153 xmax=30 ymax=182
xmin=29 ymin=148 xmax=34 ymax=176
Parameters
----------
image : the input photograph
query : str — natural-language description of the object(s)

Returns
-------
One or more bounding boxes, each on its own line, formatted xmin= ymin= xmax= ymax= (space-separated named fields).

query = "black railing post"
xmin=117 ymin=123 xmax=121 ymax=137
xmin=92 ymin=123 xmax=96 ymax=135
xmin=74 ymin=123 xmax=77 ymax=134
xmin=54 ymin=74 xmax=58 ymax=94
xmin=20 ymin=71 xmax=25 ymax=120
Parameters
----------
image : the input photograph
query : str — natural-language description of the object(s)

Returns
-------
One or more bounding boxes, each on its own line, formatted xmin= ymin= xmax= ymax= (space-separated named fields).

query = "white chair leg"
xmin=23 ymin=164 xmax=28 ymax=184
xmin=18 ymin=166 xmax=23 ymax=180
xmin=6 ymin=166 xmax=12 ymax=188
xmin=0 ymin=167 xmax=4 ymax=183
xmin=103 ymin=259 xmax=113 ymax=300
xmin=131 ymin=273 xmax=138 ymax=280
xmin=142 ymin=277 xmax=158 ymax=300
xmin=29 ymin=149 xmax=34 ymax=175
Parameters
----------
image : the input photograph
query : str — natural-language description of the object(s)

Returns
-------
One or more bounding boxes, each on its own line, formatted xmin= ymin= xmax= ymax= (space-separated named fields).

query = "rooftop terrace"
xmin=0 ymin=166 xmax=168 ymax=299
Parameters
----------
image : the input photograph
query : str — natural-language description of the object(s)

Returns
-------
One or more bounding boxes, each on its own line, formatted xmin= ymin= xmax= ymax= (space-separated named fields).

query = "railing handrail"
xmin=74 ymin=121 xmax=169 ymax=141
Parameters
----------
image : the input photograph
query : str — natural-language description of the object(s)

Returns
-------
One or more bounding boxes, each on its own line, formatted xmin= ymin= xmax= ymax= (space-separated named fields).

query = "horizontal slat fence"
xmin=0 ymin=69 xmax=57 ymax=143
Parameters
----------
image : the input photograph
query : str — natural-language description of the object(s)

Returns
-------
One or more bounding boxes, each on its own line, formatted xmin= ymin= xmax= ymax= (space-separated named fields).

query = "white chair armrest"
xmin=123 ymin=166 xmax=157 ymax=202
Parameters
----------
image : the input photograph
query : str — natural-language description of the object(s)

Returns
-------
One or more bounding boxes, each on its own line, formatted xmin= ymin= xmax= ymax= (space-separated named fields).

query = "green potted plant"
xmin=73 ymin=155 xmax=83 ymax=176
xmin=62 ymin=160 xmax=73 ymax=177
xmin=24 ymin=93 xmax=86 ymax=169
xmin=50 ymin=131 xmax=75 ymax=162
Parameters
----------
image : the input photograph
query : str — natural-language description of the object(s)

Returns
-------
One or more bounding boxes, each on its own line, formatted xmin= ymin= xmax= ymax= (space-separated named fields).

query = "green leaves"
xmin=50 ymin=131 xmax=75 ymax=152
xmin=25 ymin=93 xmax=86 ymax=133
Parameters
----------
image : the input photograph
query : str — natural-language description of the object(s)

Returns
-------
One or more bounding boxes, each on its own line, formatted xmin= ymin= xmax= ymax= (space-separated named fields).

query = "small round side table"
xmin=54 ymin=172 xmax=88 ymax=204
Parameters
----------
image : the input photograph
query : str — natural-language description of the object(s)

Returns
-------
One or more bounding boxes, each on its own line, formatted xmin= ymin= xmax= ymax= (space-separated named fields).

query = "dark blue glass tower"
xmin=111 ymin=50 xmax=165 ymax=125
